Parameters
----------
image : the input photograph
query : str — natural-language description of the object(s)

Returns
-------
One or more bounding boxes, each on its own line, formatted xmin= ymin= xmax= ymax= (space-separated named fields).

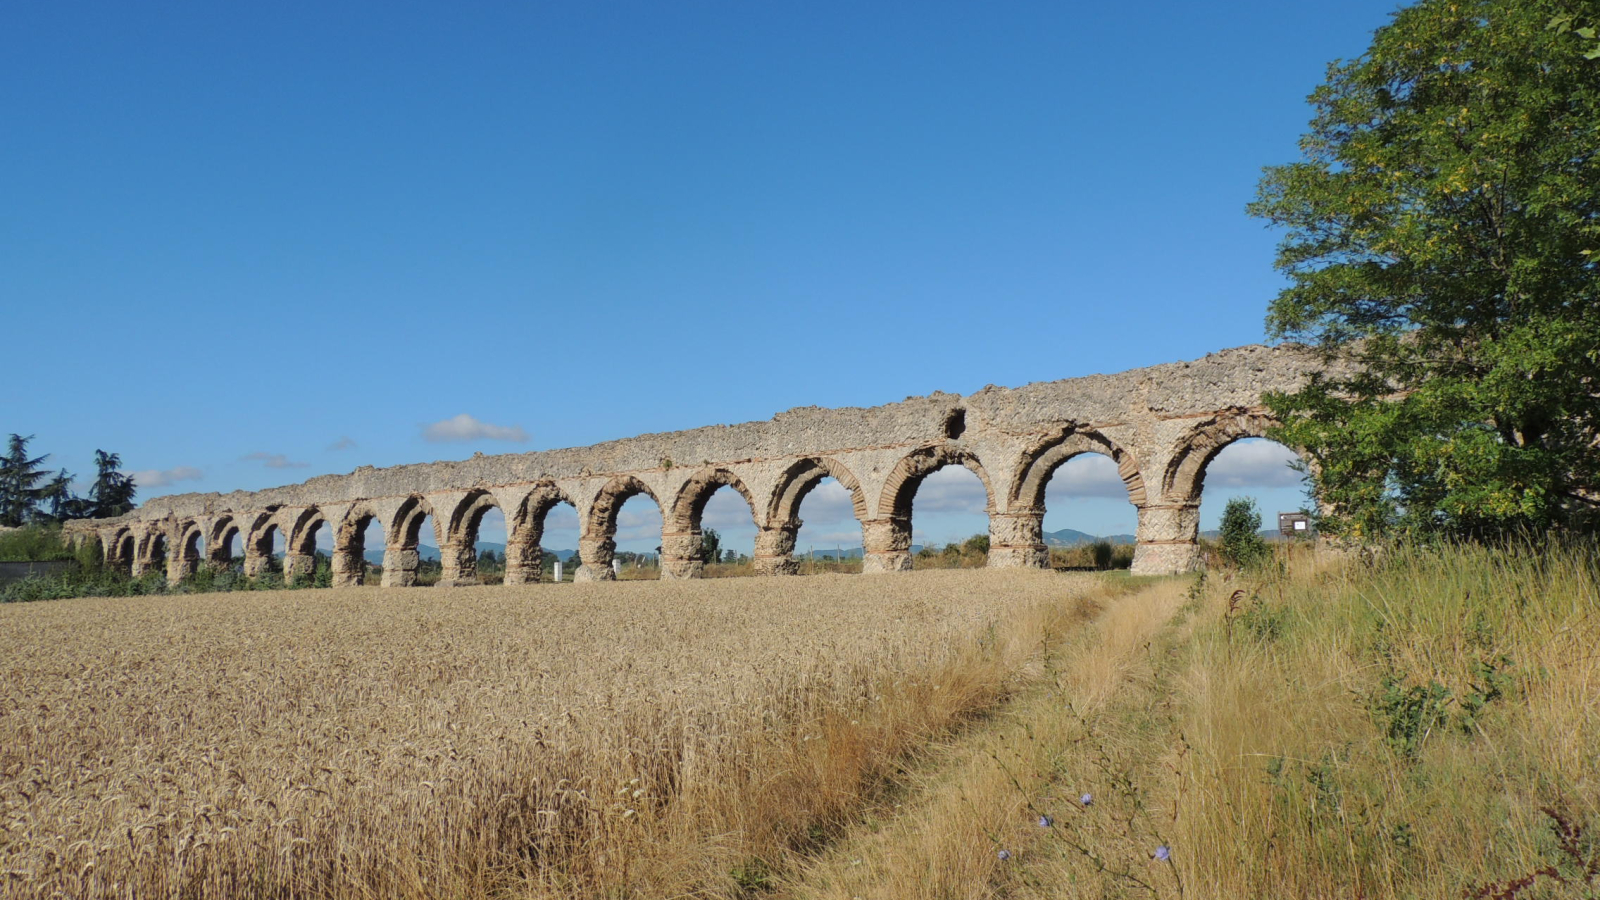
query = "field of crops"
xmin=0 ymin=569 xmax=1102 ymax=899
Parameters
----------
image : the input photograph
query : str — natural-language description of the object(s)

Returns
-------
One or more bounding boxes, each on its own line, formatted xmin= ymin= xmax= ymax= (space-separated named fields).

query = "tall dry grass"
xmin=0 ymin=569 xmax=1103 ymax=899
xmin=784 ymin=574 xmax=1178 ymax=900
xmin=980 ymin=542 xmax=1600 ymax=899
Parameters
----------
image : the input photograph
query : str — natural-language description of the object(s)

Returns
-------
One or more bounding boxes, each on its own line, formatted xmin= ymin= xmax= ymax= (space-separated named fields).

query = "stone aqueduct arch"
xmin=65 ymin=344 xmax=1342 ymax=585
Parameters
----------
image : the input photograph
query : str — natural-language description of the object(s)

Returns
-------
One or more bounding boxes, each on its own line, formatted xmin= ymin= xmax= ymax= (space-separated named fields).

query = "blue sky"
xmin=5 ymin=0 xmax=1400 ymax=553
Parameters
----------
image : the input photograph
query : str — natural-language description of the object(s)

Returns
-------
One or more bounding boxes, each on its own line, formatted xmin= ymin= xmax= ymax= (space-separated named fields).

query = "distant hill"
xmin=1043 ymin=528 xmax=1136 ymax=547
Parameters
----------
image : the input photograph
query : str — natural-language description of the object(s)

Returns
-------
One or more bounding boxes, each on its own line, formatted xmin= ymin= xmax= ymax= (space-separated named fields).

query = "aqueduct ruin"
xmin=67 ymin=343 xmax=1341 ymax=586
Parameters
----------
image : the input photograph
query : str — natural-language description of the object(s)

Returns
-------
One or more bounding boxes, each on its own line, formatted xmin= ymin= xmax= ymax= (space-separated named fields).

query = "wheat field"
xmin=0 ymin=569 xmax=1104 ymax=899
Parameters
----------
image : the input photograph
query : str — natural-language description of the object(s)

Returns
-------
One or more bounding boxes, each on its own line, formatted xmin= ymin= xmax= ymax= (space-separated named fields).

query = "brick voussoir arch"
xmin=992 ymin=427 xmax=1149 ymax=570
xmin=1160 ymin=409 xmax=1292 ymax=504
xmin=1009 ymin=427 xmax=1148 ymax=511
xmin=766 ymin=457 xmax=868 ymax=529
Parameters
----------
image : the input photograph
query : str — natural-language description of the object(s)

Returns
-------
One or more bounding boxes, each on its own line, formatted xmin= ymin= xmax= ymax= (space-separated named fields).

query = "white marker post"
xmin=553 ymin=561 xmax=563 ymax=583
xmin=611 ymin=558 xmax=621 ymax=577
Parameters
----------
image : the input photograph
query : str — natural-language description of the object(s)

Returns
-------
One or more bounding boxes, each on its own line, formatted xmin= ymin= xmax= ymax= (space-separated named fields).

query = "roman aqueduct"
xmin=65 ymin=343 xmax=1340 ymax=585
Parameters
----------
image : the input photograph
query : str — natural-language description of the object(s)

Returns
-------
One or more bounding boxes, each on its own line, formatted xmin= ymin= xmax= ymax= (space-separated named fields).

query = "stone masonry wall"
xmin=66 ymin=343 xmax=1346 ymax=584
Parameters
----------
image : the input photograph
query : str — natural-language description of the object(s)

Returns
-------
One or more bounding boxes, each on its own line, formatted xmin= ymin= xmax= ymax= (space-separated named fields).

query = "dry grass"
xmin=788 ymin=543 xmax=1600 ymax=900
xmin=986 ymin=543 xmax=1600 ymax=900
xmin=0 ymin=569 xmax=1105 ymax=899
xmin=783 ymin=575 xmax=1180 ymax=900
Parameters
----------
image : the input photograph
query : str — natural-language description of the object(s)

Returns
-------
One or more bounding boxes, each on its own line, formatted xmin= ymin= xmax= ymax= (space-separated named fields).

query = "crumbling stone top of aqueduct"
xmin=75 ymin=342 xmax=1344 ymax=578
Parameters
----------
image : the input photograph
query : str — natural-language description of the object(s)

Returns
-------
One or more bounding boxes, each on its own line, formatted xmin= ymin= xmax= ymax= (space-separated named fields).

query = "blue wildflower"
xmin=1080 ymin=793 xmax=1093 ymax=806
xmin=1037 ymin=814 xmax=1053 ymax=828
xmin=1154 ymin=845 xmax=1171 ymax=862
xmin=998 ymin=849 xmax=1012 ymax=861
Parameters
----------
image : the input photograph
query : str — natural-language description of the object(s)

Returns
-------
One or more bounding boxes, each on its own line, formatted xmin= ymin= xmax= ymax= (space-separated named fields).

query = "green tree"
xmin=0 ymin=434 xmax=49 ymax=526
xmin=88 ymin=450 xmax=137 ymax=519
xmin=1251 ymin=0 xmax=1600 ymax=539
xmin=1220 ymin=498 xmax=1269 ymax=568
xmin=40 ymin=468 xmax=83 ymax=522
xmin=700 ymin=528 xmax=721 ymax=564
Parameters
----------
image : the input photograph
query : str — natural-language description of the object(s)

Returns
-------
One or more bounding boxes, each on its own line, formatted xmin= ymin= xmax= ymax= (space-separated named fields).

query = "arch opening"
xmin=610 ymin=493 xmax=662 ymax=580
xmin=871 ymin=446 xmax=994 ymax=573
xmin=1038 ymin=453 xmax=1138 ymax=570
xmin=244 ymin=520 xmax=286 ymax=579
xmin=384 ymin=496 xmax=440 ymax=587
xmin=1004 ymin=429 xmax=1148 ymax=571
xmin=768 ymin=457 xmax=868 ymax=576
xmin=1194 ymin=437 xmax=1312 ymax=556
xmin=174 ymin=524 xmax=205 ymax=582
xmin=286 ymin=509 xmax=332 ymax=587
xmin=144 ymin=532 xmax=169 ymax=578
xmin=334 ymin=507 xmax=385 ymax=587
xmin=108 ymin=531 xmax=135 ymax=574
xmin=582 ymin=476 xmax=661 ymax=581
xmin=665 ymin=469 xmax=757 ymax=579
xmin=208 ymin=517 xmax=244 ymax=572
xmin=698 ymin=485 xmax=756 ymax=575
xmin=905 ymin=465 xmax=992 ymax=570
xmin=444 ymin=490 xmax=507 ymax=586
xmin=512 ymin=486 xmax=579 ymax=583
xmin=792 ymin=477 xmax=864 ymax=574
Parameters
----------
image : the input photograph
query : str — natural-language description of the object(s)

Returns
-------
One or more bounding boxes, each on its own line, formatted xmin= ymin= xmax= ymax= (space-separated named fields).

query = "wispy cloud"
xmin=129 ymin=466 xmax=204 ymax=488
xmin=422 ymin=413 xmax=529 ymax=444
xmin=242 ymin=452 xmax=309 ymax=469
xmin=327 ymin=436 xmax=358 ymax=451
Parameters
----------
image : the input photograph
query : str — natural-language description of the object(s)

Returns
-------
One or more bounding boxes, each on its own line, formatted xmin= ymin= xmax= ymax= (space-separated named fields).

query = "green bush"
xmin=1220 ymin=497 xmax=1269 ymax=568
xmin=1090 ymin=541 xmax=1114 ymax=570
xmin=0 ymin=525 xmax=77 ymax=562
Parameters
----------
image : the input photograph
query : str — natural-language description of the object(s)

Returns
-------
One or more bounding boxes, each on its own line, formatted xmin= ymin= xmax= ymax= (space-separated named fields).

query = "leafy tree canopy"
xmin=1252 ymin=0 xmax=1600 ymax=538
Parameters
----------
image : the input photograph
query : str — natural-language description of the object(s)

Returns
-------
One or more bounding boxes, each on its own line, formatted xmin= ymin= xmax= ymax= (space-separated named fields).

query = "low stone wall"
xmin=0 ymin=560 xmax=75 ymax=587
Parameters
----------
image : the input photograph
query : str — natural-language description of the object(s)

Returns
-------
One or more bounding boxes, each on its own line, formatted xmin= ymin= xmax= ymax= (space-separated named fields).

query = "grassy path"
xmin=783 ymin=543 xmax=1600 ymax=900
xmin=780 ymin=575 xmax=1191 ymax=900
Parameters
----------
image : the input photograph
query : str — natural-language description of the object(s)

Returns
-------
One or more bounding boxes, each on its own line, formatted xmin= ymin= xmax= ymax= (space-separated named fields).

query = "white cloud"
xmin=1043 ymin=453 xmax=1130 ymax=501
xmin=422 ymin=413 xmax=529 ymax=444
xmin=795 ymin=479 xmax=857 ymax=525
xmin=1204 ymin=439 xmax=1305 ymax=489
xmin=544 ymin=504 xmax=580 ymax=529
xmin=242 ymin=452 xmax=309 ymax=469
xmin=909 ymin=466 xmax=989 ymax=513
xmin=702 ymin=486 xmax=758 ymax=529
xmin=802 ymin=529 xmax=864 ymax=547
xmin=615 ymin=497 xmax=663 ymax=545
xmin=327 ymin=436 xmax=358 ymax=451
xmin=129 ymin=466 xmax=204 ymax=489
